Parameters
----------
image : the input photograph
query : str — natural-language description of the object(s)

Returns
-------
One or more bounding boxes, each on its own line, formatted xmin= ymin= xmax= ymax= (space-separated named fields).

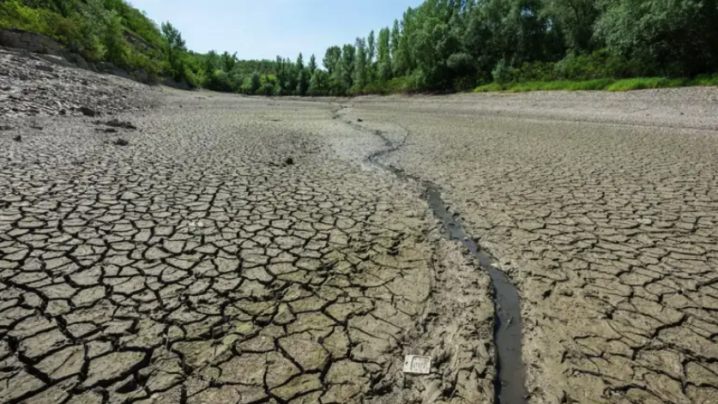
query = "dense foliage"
xmin=301 ymin=0 xmax=718 ymax=94
xmin=0 ymin=0 xmax=164 ymax=78
xmin=3 ymin=0 xmax=718 ymax=93
xmin=195 ymin=0 xmax=718 ymax=94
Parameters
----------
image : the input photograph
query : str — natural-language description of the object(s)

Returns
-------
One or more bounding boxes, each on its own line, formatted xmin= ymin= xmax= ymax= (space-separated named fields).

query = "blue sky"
xmin=129 ymin=0 xmax=421 ymax=62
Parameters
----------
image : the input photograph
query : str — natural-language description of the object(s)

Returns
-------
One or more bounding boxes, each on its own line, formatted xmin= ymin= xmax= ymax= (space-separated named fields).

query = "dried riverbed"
xmin=1 ymin=54 xmax=495 ymax=404
xmin=345 ymin=91 xmax=718 ymax=404
xmin=3 ymin=52 xmax=718 ymax=404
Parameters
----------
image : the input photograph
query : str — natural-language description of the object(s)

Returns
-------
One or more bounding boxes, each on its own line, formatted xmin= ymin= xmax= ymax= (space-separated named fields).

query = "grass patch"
xmin=691 ymin=74 xmax=718 ymax=86
xmin=508 ymin=79 xmax=615 ymax=92
xmin=475 ymin=79 xmax=616 ymax=93
xmin=474 ymin=75 xmax=718 ymax=93
xmin=605 ymin=77 xmax=685 ymax=91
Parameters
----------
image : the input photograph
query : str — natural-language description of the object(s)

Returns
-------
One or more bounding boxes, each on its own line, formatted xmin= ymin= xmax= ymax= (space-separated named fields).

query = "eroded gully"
xmin=337 ymin=106 xmax=529 ymax=404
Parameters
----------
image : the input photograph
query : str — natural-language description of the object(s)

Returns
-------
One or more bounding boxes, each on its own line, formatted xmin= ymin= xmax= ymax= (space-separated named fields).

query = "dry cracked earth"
xmin=2 ymin=49 xmax=718 ymax=404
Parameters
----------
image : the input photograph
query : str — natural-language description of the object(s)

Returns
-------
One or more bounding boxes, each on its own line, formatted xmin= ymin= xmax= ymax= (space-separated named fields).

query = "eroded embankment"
xmin=335 ymin=106 xmax=529 ymax=404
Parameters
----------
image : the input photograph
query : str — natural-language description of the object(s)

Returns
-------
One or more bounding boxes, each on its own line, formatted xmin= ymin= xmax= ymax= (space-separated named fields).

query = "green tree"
xmin=296 ymin=53 xmax=304 ymax=71
xmin=204 ymin=51 xmax=219 ymax=73
xmin=102 ymin=10 xmax=129 ymax=68
xmin=541 ymin=0 xmax=600 ymax=54
xmin=392 ymin=10 xmax=413 ymax=77
xmin=297 ymin=67 xmax=309 ymax=96
xmin=76 ymin=0 xmax=110 ymax=61
xmin=308 ymin=54 xmax=318 ymax=73
xmin=353 ymin=38 xmax=368 ymax=91
xmin=308 ymin=69 xmax=328 ymax=95
xmin=340 ymin=44 xmax=356 ymax=92
xmin=367 ymin=30 xmax=376 ymax=81
xmin=377 ymin=27 xmax=392 ymax=81
xmin=596 ymin=0 xmax=718 ymax=76
xmin=221 ymin=51 xmax=237 ymax=72
xmin=242 ymin=72 xmax=261 ymax=94
xmin=16 ymin=0 xmax=718 ymax=95
xmin=390 ymin=19 xmax=401 ymax=61
xmin=161 ymin=21 xmax=187 ymax=82
xmin=323 ymin=46 xmax=342 ymax=75
xmin=249 ymin=72 xmax=262 ymax=94
xmin=259 ymin=74 xmax=277 ymax=95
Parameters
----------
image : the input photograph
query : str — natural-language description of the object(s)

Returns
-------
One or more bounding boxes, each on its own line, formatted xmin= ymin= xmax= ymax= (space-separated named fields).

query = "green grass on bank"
xmin=475 ymin=76 xmax=718 ymax=93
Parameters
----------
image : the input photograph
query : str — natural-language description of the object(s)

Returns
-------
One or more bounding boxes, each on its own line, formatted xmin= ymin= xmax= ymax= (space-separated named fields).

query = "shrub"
xmin=492 ymin=59 xmax=511 ymax=84
xmin=127 ymin=50 xmax=161 ymax=80
xmin=1 ymin=0 xmax=73 ymax=41
xmin=241 ymin=72 xmax=261 ymax=94
xmin=508 ymin=50 xmax=645 ymax=84
xmin=385 ymin=76 xmax=415 ymax=93
xmin=102 ymin=12 xmax=130 ymax=68
xmin=452 ymin=75 xmax=477 ymax=92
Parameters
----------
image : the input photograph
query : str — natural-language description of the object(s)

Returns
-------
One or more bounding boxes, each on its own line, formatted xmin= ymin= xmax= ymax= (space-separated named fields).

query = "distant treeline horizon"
xmin=3 ymin=0 xmax=718 ymax=94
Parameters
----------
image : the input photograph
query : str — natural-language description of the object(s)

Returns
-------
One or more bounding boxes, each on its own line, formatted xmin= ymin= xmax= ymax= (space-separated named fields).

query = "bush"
xmin=259 ymin=82 xmax=274 ymax=96
xmin=183 ymin=67 xmax=205 ymax=88
xmin=511 ymin=61 xmax=557 ymax=82
xmin=447 ymin=52 xmax=476 ymax=76
xmin=206 ymin=69 xmax=230 ymax=91
xmin=452 ymin=75 xmax=477 ymax=92
xmin=361 ymin=81 xmax=391 ymax=95
xmin=492 ymin=59 xmax=511 ymax=84
xmin=385 ymin=76 xmax=416 ymax=93
xmin=0 ymin=0 xmax=76 ymax=42
xmin=561 ymin=50 xmax=645 ymax=80
xmin=509 ymin=50 xmax=645 ymax=84
xmin=241 ymin=72 xmax=261 ymax=94
xmin=102 ymin=12 xmax=130 ymax=68
xmin=127 ymin=50 xmax=161 ymax=80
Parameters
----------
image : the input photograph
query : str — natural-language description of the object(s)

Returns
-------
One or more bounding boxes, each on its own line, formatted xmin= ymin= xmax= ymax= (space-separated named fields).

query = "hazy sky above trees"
xmin=129 ymin=0 xmax=421 ymax=61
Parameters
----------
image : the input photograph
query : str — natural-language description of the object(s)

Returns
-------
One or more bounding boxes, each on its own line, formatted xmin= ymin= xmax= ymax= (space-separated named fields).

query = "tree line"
xmin=178 ymin=0 xmax=718 ymax=95
xmin=4 ymin=0 xmax=718 ymax=94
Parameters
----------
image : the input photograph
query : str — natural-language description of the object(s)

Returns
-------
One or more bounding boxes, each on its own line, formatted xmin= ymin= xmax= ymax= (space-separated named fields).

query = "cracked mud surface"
xmin=5 ymin=58 xmax=718 ymax=404
xmin=345 ymin=92 xmax=718 ymax=404
xmin=1 ymin=86 xmax=496 ymax=403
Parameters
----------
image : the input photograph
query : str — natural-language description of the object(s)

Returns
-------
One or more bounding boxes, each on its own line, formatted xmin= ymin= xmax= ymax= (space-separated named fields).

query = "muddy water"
xmin=362 ymin=122 xmax=528 ymax=404
xmin=425 ymin=186 xmax=528 ymax=404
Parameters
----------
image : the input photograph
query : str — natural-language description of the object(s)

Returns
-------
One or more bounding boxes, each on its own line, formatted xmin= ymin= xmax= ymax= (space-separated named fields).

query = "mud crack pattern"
xmin=343 ymin=95 xmax=718 ymax=404
xmin=0 ymin=93 xmax=496 ymax=404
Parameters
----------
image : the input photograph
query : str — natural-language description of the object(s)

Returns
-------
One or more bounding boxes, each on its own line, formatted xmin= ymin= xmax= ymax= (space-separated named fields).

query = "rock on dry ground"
xmin=0 ymin=61 xmax=495 ymax=403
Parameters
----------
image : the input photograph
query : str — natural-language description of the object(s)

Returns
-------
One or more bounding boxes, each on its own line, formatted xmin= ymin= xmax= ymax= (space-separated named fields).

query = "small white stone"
xmin=403 ymin=355 xmax=431 ymax=374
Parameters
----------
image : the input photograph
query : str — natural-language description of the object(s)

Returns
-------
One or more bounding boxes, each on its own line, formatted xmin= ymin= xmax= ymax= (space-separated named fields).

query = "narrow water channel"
xmin=352 ymin=113 xmax=529 ymax=404
xmin=425 ymin=186 xmax=528 ymax=404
